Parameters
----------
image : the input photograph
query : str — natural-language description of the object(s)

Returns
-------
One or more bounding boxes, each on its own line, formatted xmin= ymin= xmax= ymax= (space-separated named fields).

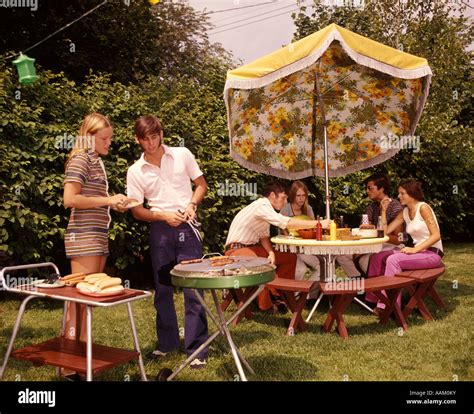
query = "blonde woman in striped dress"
xmin=62 ymin=113 xmax=129 ymax=376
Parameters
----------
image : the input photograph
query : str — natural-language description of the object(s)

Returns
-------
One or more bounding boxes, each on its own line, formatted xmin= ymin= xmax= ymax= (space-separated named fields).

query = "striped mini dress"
xmin=64 ymin=150 xmax=111 ymax=258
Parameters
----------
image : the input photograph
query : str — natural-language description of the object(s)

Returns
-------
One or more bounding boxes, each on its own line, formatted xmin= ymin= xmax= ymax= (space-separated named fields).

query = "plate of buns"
xmin=76 ymin=273 xmax=125 ymax=297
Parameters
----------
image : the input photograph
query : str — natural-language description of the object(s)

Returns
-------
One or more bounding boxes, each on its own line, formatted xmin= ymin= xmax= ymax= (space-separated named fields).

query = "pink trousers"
xmin=366 ymin=249 xmax=442 ymax=308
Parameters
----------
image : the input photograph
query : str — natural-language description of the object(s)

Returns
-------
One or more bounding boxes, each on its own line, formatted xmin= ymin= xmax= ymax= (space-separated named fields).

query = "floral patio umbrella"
xmin=223 ymin=23 xmax=432 ymax=217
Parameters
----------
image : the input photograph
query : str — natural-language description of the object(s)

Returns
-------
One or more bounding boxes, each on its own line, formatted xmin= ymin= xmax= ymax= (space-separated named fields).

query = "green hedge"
xmin=0 ymin=62 xmax=266 ymax=277
xmin=1 ymin=58 xmax=472 ymax=279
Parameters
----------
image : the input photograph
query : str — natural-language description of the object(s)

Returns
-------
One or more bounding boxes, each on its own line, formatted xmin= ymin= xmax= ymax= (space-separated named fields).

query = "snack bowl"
xmin=289 ymin=215 xmax=312 ymax=237
xmin=297 ymin=228 xmax=317 ymax=239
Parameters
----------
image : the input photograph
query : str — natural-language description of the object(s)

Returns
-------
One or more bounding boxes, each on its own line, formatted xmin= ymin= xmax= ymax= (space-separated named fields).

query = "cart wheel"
xmin=156 ymin=368 xmax=173 ymax=382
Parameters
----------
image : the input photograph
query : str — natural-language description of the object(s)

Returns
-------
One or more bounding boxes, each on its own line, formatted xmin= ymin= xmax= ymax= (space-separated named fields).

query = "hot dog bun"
xmin=76 ymin=282 xmax=100 ymax=293
xmin=95 ymin=277 xmax=122 ymax=289
xmin=85 ymin=273 xmax=110 ymax=283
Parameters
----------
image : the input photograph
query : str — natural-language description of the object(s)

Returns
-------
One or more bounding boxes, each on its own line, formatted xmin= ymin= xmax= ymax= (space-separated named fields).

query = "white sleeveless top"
xmin=403 ymin=202 xmax=443 ymax=251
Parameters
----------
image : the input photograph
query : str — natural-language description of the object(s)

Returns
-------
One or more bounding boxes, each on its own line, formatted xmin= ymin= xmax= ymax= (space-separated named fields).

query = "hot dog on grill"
xmin=180 ymin=258 xmax=203 ymax=265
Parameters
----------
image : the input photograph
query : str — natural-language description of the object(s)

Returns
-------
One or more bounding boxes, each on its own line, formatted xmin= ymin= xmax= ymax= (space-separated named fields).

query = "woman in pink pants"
xmin=366 ymin=179 xmax=443 ymax=312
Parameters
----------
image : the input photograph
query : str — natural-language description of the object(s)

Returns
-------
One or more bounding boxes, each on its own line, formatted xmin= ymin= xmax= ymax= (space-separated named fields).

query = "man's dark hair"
xmin=134 ymin=115 xmax=163 ymax=139
xmin=263 ymin=181 xmax=287 ymax=197
xmin=364 ymin=173 xmax=391 ymax=194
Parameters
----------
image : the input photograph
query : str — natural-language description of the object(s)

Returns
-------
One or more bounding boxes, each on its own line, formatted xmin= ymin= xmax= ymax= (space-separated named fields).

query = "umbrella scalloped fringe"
xmin=230 ymin=147 xmax=402 ymax=180
xmin=224 ymin=29 xmax=432 ymax=93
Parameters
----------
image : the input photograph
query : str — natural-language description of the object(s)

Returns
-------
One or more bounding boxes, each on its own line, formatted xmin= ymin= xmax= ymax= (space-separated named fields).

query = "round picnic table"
xmin=271 ymin=235 xmax=389 ymax=279
xmin=271 ymin=235 xmax=389 ymax=320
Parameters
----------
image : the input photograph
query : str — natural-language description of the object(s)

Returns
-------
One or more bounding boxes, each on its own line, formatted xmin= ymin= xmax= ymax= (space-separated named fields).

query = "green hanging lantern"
xmin=12 ymin=53 xmax=39 ymax=85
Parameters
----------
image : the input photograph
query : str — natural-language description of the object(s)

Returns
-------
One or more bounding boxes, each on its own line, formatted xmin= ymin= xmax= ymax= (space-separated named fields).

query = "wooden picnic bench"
xmin=395 ymin=266 xmax=446 ymax=320
xmin=220 ymin=287 xmax=256 ymax=325
xmin=265 ymin=278 xmax=318 ymax=336
xmin=320 ymin=276 xmax=416 ymax=339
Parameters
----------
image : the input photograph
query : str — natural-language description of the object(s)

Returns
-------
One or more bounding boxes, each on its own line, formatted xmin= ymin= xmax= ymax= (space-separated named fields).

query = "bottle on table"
xmin=330 ymin=219 xmax=337 ymax=241
xmin=377 ymin=215 xmax=384 ymax=238
xmin=315 ymin=215 xmax=323 ymax=241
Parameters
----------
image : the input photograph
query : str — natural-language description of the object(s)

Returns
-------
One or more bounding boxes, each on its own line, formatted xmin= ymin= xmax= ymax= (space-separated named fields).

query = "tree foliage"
xmin=0 ymin=0 xmax=266 ymax=276
xmin=0 ymin=58 xmax=270 ymax=276
xmin=293 ymin=0 xmax=474 ymax=239
xmin=0 ymin=0 xmax=223 ymax=83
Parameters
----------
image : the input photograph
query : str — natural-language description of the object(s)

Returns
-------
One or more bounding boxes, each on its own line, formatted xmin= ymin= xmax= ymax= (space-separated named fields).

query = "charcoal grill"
xmin=157 ymin=255 xmax=275 ymax=381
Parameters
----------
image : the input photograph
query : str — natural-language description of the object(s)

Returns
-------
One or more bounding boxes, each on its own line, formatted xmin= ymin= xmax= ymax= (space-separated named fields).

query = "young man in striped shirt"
xmin=352 ymin=173 xmax=405 ymax=275
xmin=225 ymin=182 xmax=330 ymax=311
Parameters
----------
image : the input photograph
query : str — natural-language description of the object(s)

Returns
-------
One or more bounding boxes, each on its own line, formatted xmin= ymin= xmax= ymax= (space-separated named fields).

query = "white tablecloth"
xmin=271 ymin=235 xmax=389 ymax=255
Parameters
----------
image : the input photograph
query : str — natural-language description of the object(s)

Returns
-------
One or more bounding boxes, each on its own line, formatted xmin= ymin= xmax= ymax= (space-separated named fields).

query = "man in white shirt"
xmin=225 ymin=182 xmax=330 ymax=311
xmin=126 ymin=115 xmax=208 ymax=369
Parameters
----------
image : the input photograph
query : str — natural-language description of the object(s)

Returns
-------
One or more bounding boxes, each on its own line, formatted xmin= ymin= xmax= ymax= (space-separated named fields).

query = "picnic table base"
xmin=320 ymin=276 xmax=415 ymax=339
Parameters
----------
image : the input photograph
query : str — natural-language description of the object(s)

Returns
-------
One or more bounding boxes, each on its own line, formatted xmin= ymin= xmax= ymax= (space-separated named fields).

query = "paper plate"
xmin=36 ymin=281 xmax=66 ymax=288
xmin=122 ymin=199 xmax=142 ymax=209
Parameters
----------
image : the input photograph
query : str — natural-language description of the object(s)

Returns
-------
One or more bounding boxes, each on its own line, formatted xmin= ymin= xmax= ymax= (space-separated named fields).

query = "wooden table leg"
xmin=221 ymin=288 xmax=254 ymax=325
xmin=282 ymin=292 xmax=307 ymax=335
xmin=220 ymin=291 xmax=234 ymax=311
xmin=428 ymin=285 xmax=446 ymax=309
xmin=322 ymin=296 xmax=337 ymax=333
xmin=233 ymin=287 xmax=256 ymax=326
xmin=335 ymin=295 xmax=355 ymax=339
xmin=322 ymin=294 xmax=355 ymax=339
xmin=373 ymin=291 xmax=390 ymax=323
xmin=379 ymin=289 xmax=408 ymax=331
xmin=295 ymin=296 xmax=307 ymax=333
xmin=221 ymin=289 xmax=245 ymax=312
xmin=403 ymin=281 xmax=434 ymax=321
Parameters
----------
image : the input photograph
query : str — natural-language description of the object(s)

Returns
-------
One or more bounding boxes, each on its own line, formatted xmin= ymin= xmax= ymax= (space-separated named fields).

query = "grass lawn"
xmin=1 ymin=242 xmax=473 ymax=382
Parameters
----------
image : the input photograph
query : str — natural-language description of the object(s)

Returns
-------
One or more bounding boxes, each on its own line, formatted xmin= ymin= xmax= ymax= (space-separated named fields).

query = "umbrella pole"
xmin=323 ymin=124 xmax=330 ymax=220
xmin=314 ymin=66 xmax=331 ymax=221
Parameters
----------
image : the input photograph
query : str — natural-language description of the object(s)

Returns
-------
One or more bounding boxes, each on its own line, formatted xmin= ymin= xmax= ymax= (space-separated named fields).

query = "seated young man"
xmin=351 ymin=173 xmax=405 ymax=276
xmin=225 ymin=181 xmax=330 ymax=311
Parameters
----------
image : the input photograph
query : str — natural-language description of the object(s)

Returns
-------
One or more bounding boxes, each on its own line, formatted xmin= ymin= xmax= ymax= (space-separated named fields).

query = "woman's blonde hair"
xmin=65 ymin=113 xmax=112 ymax=170
xmin=288 ymin=180 xmax=309 ymax=216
